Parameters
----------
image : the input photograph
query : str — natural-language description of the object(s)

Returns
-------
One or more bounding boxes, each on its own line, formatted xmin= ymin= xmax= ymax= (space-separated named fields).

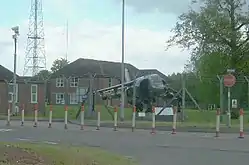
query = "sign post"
xmin=223 ymin=71 xmax=236 ymax=128
xmin=232 ymin=99 xmax=237 ymax=108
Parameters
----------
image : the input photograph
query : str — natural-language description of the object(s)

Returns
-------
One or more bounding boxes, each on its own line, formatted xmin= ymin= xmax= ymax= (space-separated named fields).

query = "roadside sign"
xmin=224 ymin=74 xmax=236 ymax=87
xmin=232 ymin=99 xmax=237 ymax=108
xmin=155 ymin=107 xmax=173 ymax=115
xmin=227 ymin=69 xmax=235 ymax=73
xmin=138 ymin=112 xmax=146 ymax=117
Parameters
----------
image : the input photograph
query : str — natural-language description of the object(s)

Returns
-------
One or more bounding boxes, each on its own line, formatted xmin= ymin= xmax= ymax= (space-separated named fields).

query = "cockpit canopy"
xmin=134 ymin=74 xmax=166 ymax=89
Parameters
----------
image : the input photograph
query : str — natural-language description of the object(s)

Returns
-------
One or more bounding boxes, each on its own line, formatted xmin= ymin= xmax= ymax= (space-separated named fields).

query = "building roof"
xmin=0 ymin=65 xmax=19 ymax=81
xmin=50 ymin=58 xmax=139 ymax=80
xmin=18 ymin=76 xmax=45 ymax=84
xmin=0 ymin=65 xmax=44 ymax=84
xmin=137 ymin=69 xmax=170 ymax=82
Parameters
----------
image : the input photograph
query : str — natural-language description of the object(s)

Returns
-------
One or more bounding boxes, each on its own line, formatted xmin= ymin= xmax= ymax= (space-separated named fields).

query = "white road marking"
xmin=15 ymin=138 xmax=32 ymax=141
xmin=15 ymin=138 xmax=59 ymax=145
xmin=0 ymin=129 xmax=13 ymax=132
xmin=43 ymin=141 xmax=58 ymax=145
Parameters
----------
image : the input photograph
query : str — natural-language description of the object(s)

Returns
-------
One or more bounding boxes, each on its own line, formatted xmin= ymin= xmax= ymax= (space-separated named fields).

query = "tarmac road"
xmin=70 ymin=120 xmax=249 ymax=133
xmin=1 ymin=117 xmax=248 ymax=133
xmin=0 ymin=121 xmax=249 ymax=165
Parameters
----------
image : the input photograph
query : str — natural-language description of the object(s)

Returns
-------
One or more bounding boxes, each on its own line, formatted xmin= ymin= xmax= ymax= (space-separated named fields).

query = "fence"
xmin=5 ymin=71 xmax=249 ymax=124
xmin=167 ymin=73 xmax=249 ymax=124
xmin=169 ymin=74 xmax=249 ymax=110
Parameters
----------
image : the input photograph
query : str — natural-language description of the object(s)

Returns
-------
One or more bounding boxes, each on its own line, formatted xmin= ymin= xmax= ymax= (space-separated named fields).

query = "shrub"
xmin=231 ymin=109 xmax=239 ymax=119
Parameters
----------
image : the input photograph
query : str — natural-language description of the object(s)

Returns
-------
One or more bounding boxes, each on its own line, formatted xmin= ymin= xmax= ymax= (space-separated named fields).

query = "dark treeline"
xmin=167 ymin=72 xmax=249 ymax=109
xmin=166 ymin=0 xmax=249 ymax=109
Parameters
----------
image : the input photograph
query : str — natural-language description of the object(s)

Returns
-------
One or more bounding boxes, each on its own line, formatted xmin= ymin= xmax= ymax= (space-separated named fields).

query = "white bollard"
xmin=64 ymin=105 xmax=68 ymax=129
xmin=96 ymin=107 xmax=101 ymax=130
xmin=215 ymin=108 xmax=220 ymax=137
xmin=80 ymin=105 xmax=85 ymax=130
xmin=48 ymin=105 xmax=52 ymax=128
xmin=172 ymin=106 xmax=177 ymax=134
xmin=6 ymin=104 xmax=10 ymax=126
xmin=239 ymin=108 xmax=244 ymax=139
xmin=151 ymin=106 xmax=156 ymax=134
xmin=132 ymin=106 xmax=136 ymax=132
xmin=113 ymin=107 xmax=118 ymax=131
xmin=33 ymin=104 xmax=38 ymax=127
xmin=21 ymin=104 xmax=24 ymax=126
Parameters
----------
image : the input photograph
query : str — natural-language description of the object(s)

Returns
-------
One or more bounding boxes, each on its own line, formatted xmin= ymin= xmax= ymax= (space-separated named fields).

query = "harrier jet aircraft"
xmin=97 ymin=73 xmax=181 ymax=112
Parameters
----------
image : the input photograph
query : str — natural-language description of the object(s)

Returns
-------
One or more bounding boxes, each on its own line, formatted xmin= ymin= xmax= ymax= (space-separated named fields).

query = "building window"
xmin=108 ymin=78 xmax=112 ymax=87
xmin=56 ymin=93 xmax=65 ymax=104
xmin=8 ymin=83 xmax=18 ymax=103
xmin=31 ymin=84 xmax=38 ymax=103
xmin=56 ymin=78 xmax=64 ymax=87
xmin=76 ymin=87 xmax=88 ymax=102
xmin=69 ymin=93 xmax=78 ymax=104
xmin=70 ymin=77 xmax=79 ymax=87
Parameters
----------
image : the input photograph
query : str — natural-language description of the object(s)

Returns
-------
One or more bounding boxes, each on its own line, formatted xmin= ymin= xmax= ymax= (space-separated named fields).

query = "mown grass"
xmin=0 ymin=142 xmax=138 ymax=165
xmin=4 ymin=105 xmax=249 ymax=127
xmin=184 ymin=109 xmax=249 ymax=126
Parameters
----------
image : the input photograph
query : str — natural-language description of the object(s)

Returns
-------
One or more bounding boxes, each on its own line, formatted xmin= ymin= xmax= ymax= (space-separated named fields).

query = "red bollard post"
xmin=238 ymin=108 xmax=244 ymax=139
xmin=132 ymin=106 xmax=136 ymax=132
xmin=21 ymin=104 xmax=24 ymax=126
xmin=48 ymin=104 xmax=52 ymax=128
xmin=80 ymin=105 xmax=85 ymax=130
xmin=215 ymin=108 xmax=220 ymax=137
xmin=172 ymin=106 xmax=177 ymax=134
xmin=6 ymin=104 xmax=10 ymax=126
xmin=64 ymin=105 xmax=68 ymax=129
xmin=96 ymin=107 xmax=101 ymax=130
xmin=113 ymin=106 xmax=118 ymax=131
xmin=151 ymin=106 xmax=156 ymax=134
xmin=33 ymin=104 xmax=38 ymax=127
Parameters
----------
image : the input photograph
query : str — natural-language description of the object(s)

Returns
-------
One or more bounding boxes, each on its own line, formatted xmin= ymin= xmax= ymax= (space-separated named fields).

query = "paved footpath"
xmin=0 ymin=121 xmax=249 ymax=165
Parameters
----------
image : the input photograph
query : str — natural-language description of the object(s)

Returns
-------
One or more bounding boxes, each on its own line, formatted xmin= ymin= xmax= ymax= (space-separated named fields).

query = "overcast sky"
xmin=0 ymin=0 xmax=191 ymax=76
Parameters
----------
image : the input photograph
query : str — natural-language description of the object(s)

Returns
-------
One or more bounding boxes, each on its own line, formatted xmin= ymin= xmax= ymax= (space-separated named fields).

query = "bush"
xmin=231 ymin=109 xmax=239 ymax=119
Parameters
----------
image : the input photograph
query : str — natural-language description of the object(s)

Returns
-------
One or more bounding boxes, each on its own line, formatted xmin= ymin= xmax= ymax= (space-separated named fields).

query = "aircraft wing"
xmin=97 ymin=80 xmax=134 ymax=93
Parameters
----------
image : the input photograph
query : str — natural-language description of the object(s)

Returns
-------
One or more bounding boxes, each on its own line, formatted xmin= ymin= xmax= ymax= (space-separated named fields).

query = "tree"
xmin=165 ymin=0 xmax=249 ymax=107
xmin=166 ymin=0 xmax=249 ymax=76
xmin=35 ymin=70 xmax=52 ymax=80
xmin=51 ymin=58 xmax=69 ymax=73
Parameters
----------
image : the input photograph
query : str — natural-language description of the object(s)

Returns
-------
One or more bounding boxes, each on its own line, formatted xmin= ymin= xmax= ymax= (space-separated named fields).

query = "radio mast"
xmin=23 ymin=0 xmax=46 ymax=77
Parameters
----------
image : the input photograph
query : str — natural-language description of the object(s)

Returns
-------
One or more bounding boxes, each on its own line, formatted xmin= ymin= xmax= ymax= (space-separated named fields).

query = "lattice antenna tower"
xmin=23 ymin=0 xmax=46 ymax=77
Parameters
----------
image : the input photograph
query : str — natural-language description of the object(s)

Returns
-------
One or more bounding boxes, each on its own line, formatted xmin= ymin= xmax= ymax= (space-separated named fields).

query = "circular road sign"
xmin=224 ymin=74 xmax=236 ymax=87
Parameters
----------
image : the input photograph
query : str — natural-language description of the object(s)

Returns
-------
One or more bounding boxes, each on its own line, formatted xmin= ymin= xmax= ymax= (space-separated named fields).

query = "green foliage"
xmin=35 ymin=69 xmax=51 ymax=80
xmin=231 ymin=109 xmax=239 ymax=119
xmin=51 ymin=58 xmax=69 ymax=73
xmin=166 ymin=0 xmax=249 ymax=107
xmin=167 ymin=0 xmax=249 ymax=75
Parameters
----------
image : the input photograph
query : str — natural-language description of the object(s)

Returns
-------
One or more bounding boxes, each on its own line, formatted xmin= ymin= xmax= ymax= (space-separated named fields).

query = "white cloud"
xmin=115 ymin=0 xmax=193 ymax=14
xmin=0 ymin=19 xmax=190 ymax=76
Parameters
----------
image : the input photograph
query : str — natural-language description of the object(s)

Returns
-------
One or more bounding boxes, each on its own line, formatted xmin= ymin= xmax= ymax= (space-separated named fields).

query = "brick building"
xmin=0 ymin=65 xmax=45 ymax=115
xmin=47 ymin=58 xmax=139 ymax=106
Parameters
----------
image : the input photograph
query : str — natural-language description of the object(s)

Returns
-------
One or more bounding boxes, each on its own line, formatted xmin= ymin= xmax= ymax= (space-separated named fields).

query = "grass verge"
xmin=0 ymin=142 xmax=137 ymax=165
xmin=2 ymin=106 xmax=249 ymax=128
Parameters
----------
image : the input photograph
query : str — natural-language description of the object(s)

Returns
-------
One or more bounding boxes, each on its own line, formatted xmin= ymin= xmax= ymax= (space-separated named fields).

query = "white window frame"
xmin=76 ymin=87 xmax=88 ymax=102
xmin=8 ymin=83 xmax=18 ymax=103
xmin=31 ymin=84 xmax=38 ymax=103
xmin=108 ymin=78 xmax=112 ymax=87
xmin=56 ymin=78 xmax=64 ymax=87
xmin=56 ymin=93 xmax=65 ymax=104
xmin=69 ymin=93 xmax=78 ymax=104
xmin=70 ymin=77 xmax=79 ymax=87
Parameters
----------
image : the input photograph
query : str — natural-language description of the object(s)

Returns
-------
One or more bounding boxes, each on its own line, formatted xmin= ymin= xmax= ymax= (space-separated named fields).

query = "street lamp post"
xmin=11 ymin=26 xmax=19 ymax=115
xmin=120 ymin=0 xmax=125 ymax=121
